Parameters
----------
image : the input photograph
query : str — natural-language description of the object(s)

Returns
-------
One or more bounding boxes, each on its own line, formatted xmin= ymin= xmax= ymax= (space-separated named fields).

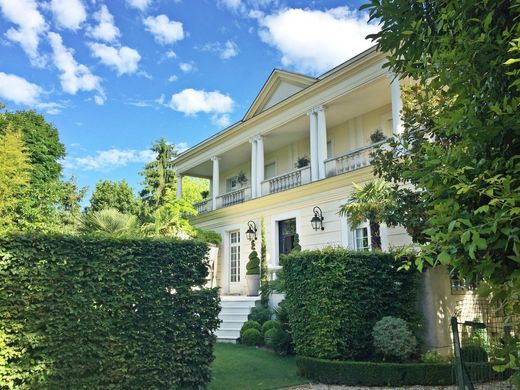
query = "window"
xmin=229 ymin=231 xmax=241 ymax=282
xmin=226 ymin=176 xmax=239 ymax=192
xmin=327 ymin=140 xmax=333 ymax=159
xmin=278 ymin=218 xmax=297 ymax=256
xmin=354 ymin=227 xmax=370 ymax=251
xmin=265 ymin=162 xmax=276 ymax=180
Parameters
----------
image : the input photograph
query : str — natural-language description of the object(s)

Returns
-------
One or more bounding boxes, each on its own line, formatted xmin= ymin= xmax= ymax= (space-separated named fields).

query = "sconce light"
xmin=310 ymin=206 xmax=324 ymax=231
xmin=245 ymin=220 xmax=257 ymax=241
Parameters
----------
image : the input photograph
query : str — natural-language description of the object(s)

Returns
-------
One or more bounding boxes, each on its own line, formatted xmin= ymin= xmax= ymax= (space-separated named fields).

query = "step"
xmin=215 ymin=328 xmax=241 ymax=339
xmin=219 ymin=300 xmax=259 ymax=309
xmin=216 ymin=296 xmax=260 ymax=341
xmin=218 ymin=313 xmax=249 ymax=322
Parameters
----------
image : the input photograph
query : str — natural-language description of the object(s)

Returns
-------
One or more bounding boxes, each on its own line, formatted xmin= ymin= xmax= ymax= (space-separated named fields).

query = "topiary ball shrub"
xmin=241 ymin=328 xmax=263 ymax=346
xmin=262 ymin=320 xmax=280 ymax=334
xmin=264 ymin=328 xmax=277 ymax=347
xmin=249 ymin=305 xmax=271 ymax=324
xmin=372 ymin=316 xmax=417 ymax=362
xmin=270 ymin=327 xmax=293 ymax=355
xmin=461 ymin=345 xmax=488 ymax=363
xmin=240 ymin=320 xmax=262 ymax=338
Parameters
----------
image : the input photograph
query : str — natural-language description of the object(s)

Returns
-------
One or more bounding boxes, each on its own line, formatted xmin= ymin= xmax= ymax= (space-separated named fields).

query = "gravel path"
xmin=286 ymin=381 xmax=514 ymax=390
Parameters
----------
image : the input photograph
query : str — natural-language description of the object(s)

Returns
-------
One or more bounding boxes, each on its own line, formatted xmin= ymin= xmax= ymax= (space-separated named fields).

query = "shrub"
xmin=241 ymin=329 xmax=263 ymax=346
xmin=240 ymin=320 xmax=262 ymax=338
xmin=372 ymin=316 xmax=417 ymax=361
xmin=246 ymin=241 xmax=260 ymax=275
xmin=296 ymin=356 xmax=509 ymax=386
xmin=0 ymin=233 xmax=220 ymax=389
xmin=270 ymin=327 xmax=293 ymax=355
xmin=192 ymin=227 xmax=222 ymax=244
xmin=248 ymin=305 xmax=271 ymax=324
xmin=461 ymin=345 xmax=488 ymax=363
xmin=283 ymin=248 xmax=419 ymax=360
xmin=264 ymin=328 xmax=277 ymax=347
xmin=262 ymin=320 xmax=280 ymax=334
xmin=421 ymin=350 xmax=452 ymax=363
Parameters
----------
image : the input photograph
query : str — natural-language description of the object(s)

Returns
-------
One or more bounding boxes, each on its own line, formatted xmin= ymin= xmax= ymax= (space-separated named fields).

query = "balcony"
xmin=325 ymin=141 xmax=384 ymax=177
xmin=261 ymin=166 xmax=311 ymax=195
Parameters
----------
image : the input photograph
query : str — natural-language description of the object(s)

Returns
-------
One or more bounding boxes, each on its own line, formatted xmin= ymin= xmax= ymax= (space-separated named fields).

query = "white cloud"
xmin=168 ymin=74 xmax=178 ymax=82
xmin=0 ymin=0 xmax=47 ymax=66
xmin=179 ymin=62 xmax=193 ymax=73
xmin=144 ymin=15 xmax=184 ymax=45
xmin=88 ymin=42 xmax=141 ymax=75
xmin=168 ymin=88 xmax=234 ymax=116
xmin=50 ymin=0 xmax=86 ymax=31
xmin=201 ymin=40 xmax=239 ymax=60
xmin=176 ymin=142 xmax=189 ymax=153
xmin=48 ymin=32 xmax=104 ymax=103
xmin=258 ymin=7 xmax=379 ymax=74
xmin=212 ymin=114 xmax=231 ymax=127
xmin=126 ymin=0 xmax=151 ymax=11
xmin=35 ymin=101 xmax=65 ymax=115
xmin=88 ymin=4 xmax=120 ymax=42
xmin=165 ymin=50 xmax=177 ymax=59
xmin=0 ymin=72 xmax=41 ymax=105
xmin=68 ymin=148 xmax=157 ymax=171
xmin=218 ymin=0 xmax=245 ymax=13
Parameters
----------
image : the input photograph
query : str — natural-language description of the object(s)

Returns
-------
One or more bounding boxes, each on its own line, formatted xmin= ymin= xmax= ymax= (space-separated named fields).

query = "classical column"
xmin=316 ymin=106 xmax=327 ymax=180
xmin=250 ymin=138 xmax=257 ymax=198
xmin=211 ymin=156 xmax=220 ymax=210
xmin=390 ymin=74 xmax=403 ymax=135
xmin=308 ymin=109 xmax=319 ymax=181
xmin=256 ymin=135 xmax=264 ymax=197
xmin=176 ymin=174 xmax=183 ymax=199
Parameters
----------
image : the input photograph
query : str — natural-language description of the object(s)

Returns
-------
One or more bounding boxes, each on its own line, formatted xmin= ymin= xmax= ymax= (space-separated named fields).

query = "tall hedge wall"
xmin=283 ymin=248 xmax=419 ymax=360
xmin=0 ymin=234 xmax=220 ymax=389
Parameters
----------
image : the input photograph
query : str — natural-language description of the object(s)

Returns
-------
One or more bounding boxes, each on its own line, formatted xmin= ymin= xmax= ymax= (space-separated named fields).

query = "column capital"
xmin=316 ymin=105 xmax=326 ymax=112
xmin=211 ymin=156 xmax=221 ymax=161
xmin=253 ymin=134 xmax=263 ymax=142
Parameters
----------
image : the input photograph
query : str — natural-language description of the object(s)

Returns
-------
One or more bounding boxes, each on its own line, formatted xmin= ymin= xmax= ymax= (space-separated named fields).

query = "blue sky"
xmin=0 ymin=0 xmax=377 ymax=199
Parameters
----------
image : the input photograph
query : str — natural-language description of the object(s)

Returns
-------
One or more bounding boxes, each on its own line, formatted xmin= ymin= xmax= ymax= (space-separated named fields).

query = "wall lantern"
xmin=245 ymin=221 xmax=257 ymax=241
xmin=310 ymin=206 xmax=324 ymax=231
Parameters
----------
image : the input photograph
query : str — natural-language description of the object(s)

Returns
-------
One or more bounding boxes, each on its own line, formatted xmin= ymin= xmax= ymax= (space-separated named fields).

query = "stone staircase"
xmin=216 ymin=296 xmax=260 ymax=342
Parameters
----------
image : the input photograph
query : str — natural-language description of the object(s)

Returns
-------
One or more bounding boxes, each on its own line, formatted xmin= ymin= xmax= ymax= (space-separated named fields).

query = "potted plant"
xmin=295 ymin=156 xmax=310 ymax=169
xmin=370 ymin=129 xmax=386 ymax=144
xmin=246 ymin=240 xmax=260 ymax=296
xmin=237 ymin=170 xmax=248 ymax=187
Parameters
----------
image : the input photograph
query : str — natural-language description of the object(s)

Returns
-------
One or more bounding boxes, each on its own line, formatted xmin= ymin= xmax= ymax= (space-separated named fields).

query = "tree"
xmin=88 ymin=180 xmax=139 ymax=215
xmin=182 ymin=177 xmax=210 ymax=205
xmin=0 ymin=110 xmax=65 ymax=229
xmin=0 ymin=125 xmax=31 ymax=232
xmin=339 ymin=180 xmax=391 ymax=251
xmin=363 ymin=0 xmax=519 ymax=314
xmin=79 ymin=208 xmax=138 ymax=237
xmin=57 ymin=176 xmax=88 ymax=232
xmin=140 ymin=138 xmax=177 ymax=211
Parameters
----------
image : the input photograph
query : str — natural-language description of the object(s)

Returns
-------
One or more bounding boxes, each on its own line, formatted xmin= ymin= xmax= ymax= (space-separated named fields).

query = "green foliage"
xmin=372 ymin=316 xmax=417 ymax=362
xmin=0 ymin=234 xmax=220 ymax=389
xmin=57 ymin=175 xmax=88 ymax=232
xmin=292 ymin=233 xmax=301 ymax=252
xmin=461 ymin=345 xmax=489 ymax=363
xmin=240 ymin=320 xmax=262 ymax=338
xmin=240 ymin=329 xmax=263 ymax=346
xmin=191 ymin=227 xmax=222 ymax=245
xmin=88 ymin=179 xmax=139 ymax=215
xmin=182 ymin=176 xmax=210 ymax=205
xmin=363 ymin=0 xmax=520 ymax=315
xmin=262 ymin=320 xmax=280 ymax=334
xmin=283 ymin=248 xmax=419 ymax=360
xmin=271 ymin=300 xmax=294 ymax=356
xmin=246 ymin=240 xmax=260 ymax=275
xmin=248 ymin=305 xmax=271 ymax=324
xmin=140 ymin=138 xmax=177 ymax=211
xmin=0 ymin=110 xmax=65 ymax=230
xmin=264 ymin=328 xmax=277 ymax=347
xmin=79 ymin=208 xmax=139 ymax=237
xmin=260 ymin=217 xmax=269 ymax=305
xmin=338 ymin=180 xmax=392 ymax=250
xmin=0 ymin=125 xmax=31 ymax=233
xmin=421 ymin=351 xmax=452 ymax=364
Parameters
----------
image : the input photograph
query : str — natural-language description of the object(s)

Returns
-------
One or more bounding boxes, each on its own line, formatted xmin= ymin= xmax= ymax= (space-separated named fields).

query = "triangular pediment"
xmin=243 ymin=69 xmax=316 ymax=121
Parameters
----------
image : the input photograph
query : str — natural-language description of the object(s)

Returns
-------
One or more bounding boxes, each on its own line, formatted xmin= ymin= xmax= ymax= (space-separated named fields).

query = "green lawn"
xmin=210 ymin=343 xmax=308 ymax=390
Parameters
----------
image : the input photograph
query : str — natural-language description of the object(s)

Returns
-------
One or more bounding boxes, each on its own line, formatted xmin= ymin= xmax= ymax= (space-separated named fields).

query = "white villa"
xmin=174 ymin=46 xmax=487 ymax=349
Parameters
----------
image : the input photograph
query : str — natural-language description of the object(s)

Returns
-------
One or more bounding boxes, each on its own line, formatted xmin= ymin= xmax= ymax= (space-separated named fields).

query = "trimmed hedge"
xmin=0 ymin=234 xmax=221 ymax=389
xmin=296 ymin=356 xmax=509 ymax=386
xmin=283 ymin=248 xmax=419 ymax=360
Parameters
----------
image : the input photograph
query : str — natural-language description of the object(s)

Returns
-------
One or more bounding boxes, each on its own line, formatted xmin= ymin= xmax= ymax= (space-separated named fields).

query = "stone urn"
xmin=246 ymin=274 xmax=260 ymax=296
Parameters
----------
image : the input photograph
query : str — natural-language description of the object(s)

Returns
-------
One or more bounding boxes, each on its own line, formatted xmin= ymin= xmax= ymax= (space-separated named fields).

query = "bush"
xmin=270 ymin=327 xmax=293 ymax=355
xmin=421 ymin=350 xmax=452 ymax=363
xmin=240 ymin=320 xmax=262 ymax=338
xmin=241 ymin=329 xmax=263 ymax=346
xmin=264 ymin=328 xmax=277 ymax=347
xmin=0 ymin=233 xmax=220 ymax=389
xmin=461 ymin=345 xmax=488 ymax=363
xmin=296 ymin=356 xmax=509 ymax=386
xmin=283 ymin=248 xmax=419 ymax=360
xmin=262 ymin=320 xmax=280 ymax=334
xmin=248 ymin=305 xmax=271 ymax=324
xmin=372 ymin=316 xmax=417 ymax=361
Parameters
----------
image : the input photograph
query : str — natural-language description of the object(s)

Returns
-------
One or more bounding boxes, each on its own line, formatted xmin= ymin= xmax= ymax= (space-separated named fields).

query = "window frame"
xmin=229 ymin=230 xmax=241 ymax=283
